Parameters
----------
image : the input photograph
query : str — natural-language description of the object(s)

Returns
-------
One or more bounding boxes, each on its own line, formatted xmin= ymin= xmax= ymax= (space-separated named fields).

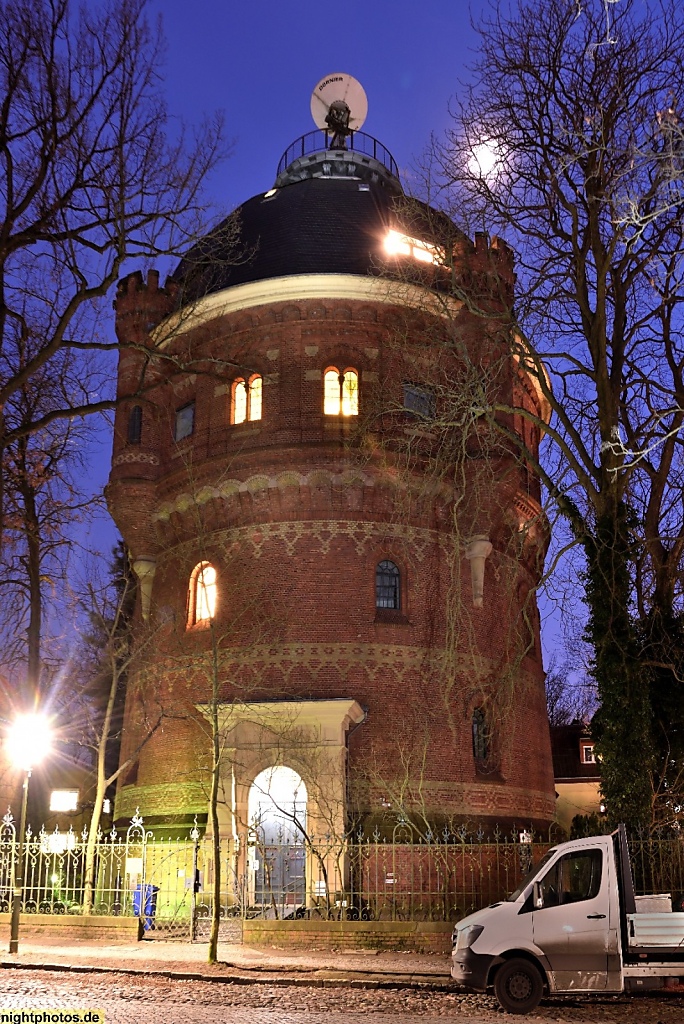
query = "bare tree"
xmin=71 ymin=545 xmax=164 ymax=914
xmin=545 ymin=657 xmax=595 ymax=728
xmin=0 ymin=0 xmax=225 ymax=548
xmin=413 ymin=0 xmax=684 ymax=829
xmin=0 ymin=350 xmax=104 ymax=698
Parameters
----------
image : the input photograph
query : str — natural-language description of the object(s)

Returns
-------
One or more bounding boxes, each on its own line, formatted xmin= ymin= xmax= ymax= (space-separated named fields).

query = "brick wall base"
xmin=242 ymin=919 xmax=453 ymax=953
xmin=0 ymin=913 xmax=143 ymax=941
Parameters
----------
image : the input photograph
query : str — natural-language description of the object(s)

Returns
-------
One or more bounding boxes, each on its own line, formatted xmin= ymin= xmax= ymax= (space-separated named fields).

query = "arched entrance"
xmin=248 ymin=766 xmax=307 ymax=913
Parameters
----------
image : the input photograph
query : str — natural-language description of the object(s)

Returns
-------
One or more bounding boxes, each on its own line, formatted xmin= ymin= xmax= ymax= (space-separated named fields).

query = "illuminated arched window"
xmin=231 ymin=374 xmax=262 ymax=424
xmin=248 ymin=374 xmax=262 ymax=421
xmin=188 ymin=562 xmax=217 ymax=626
xmin=376 ymin=560 xmax=401 ymax=609
xmin=324 ymin=367 xmax=358 ymax=416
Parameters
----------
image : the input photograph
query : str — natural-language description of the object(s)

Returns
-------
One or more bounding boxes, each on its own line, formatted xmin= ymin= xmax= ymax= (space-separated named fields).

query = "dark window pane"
xmin=472 ymin=708 xmax=489 ymax=761
xmin=174 ymin=402 xmax=195 ymax=441
xmin=403 ymin=382 xmax=435 ymax=419
xmin=376 ymin=559 xmax=400 ymax=609
xmin=538 ymin=849 xmax=602 ymax=908
xmin=127 ymin=405 xmax=142 ymax=444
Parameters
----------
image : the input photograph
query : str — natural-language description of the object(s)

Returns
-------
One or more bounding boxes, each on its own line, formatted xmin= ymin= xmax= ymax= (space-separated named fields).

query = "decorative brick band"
xmin=112 ymin=451 xmax=160 ymax=467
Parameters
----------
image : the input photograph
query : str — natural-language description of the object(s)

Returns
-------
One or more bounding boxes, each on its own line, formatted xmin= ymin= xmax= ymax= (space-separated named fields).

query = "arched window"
xmin=472 ymin=708 xmax=490 ymax=763
xmin=127 ymin=405 xmax=142 ymax=444
xmin=249 ymin=374 xmax=262 ymax=421
xmin=324 ymin=367 xmax=358 ymax=416
xmin=188 ymin=561 xmax=217 ymax=626
xmin=232 ymin=374 xmax=262 ymax=424
xmin=376 ymin=560 xmax=401 ymax=609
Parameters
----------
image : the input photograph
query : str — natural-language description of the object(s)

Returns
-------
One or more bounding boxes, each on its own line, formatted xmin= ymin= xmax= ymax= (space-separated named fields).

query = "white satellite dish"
xmin=310 ymin=73 xmax=368 ymax=139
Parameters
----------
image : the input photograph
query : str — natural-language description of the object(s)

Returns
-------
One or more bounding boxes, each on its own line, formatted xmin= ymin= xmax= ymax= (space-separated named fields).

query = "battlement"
xmin=114 ymin=269 xmax=178 ymax=340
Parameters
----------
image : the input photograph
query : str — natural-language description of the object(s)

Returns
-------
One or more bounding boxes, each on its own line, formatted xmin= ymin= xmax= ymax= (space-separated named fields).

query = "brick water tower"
xmin=107 ymin=75 xmax=555 ymax=845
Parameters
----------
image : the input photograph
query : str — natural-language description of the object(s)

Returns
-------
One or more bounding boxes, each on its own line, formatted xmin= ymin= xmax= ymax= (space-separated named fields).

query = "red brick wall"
xmin=109 ymin=272 xmax=555 ymax=829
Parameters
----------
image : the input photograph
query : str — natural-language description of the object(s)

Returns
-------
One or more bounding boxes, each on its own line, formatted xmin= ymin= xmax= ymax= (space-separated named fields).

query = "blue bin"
xmin=133 ymin=883 xmax=159 ymax=931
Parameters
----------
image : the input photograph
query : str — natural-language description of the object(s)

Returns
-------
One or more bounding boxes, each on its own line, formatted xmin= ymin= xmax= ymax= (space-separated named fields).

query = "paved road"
xmin=0 ymin=969 xmax=682 ymax=1024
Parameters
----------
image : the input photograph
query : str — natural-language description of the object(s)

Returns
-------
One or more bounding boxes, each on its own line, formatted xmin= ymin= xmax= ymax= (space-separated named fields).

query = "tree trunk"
xmin=207 ymin=695 xmax=221 ymax=964
xmin=585 ymin=507 xmax=655 ymax=830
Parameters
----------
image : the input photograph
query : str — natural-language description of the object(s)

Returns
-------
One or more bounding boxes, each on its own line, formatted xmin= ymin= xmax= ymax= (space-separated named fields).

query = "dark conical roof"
xmin=171 ymin=152 xmax=461 ymax=305
xmin=173 ymin=176 xmax=401 ymax=303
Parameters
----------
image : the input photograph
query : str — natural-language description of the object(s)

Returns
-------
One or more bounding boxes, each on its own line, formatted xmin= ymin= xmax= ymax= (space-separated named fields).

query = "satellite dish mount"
xmin=311 ymin=74 xmax=368 ymax=151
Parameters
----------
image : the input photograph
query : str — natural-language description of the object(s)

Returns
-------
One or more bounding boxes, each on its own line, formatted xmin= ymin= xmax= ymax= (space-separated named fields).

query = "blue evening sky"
xmin=81 ymin=0 xmax=571 ymax=661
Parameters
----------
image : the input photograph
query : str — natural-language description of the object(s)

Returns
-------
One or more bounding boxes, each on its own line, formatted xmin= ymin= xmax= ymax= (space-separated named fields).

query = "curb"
xmin=0 ymin=959 xmax=455 ymax=991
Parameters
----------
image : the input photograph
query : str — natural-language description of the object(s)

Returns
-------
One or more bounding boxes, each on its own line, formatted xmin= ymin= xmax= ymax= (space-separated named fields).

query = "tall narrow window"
xmin=232 ymin=379 xmax=247 ymax=424
xmin=174 ymin=402 xmax=195 ymax=441
xmin=232 ymin=374 xmax=262 ymax=423
xmin=376 ymin=560 xmax=401 ymax=609
xmin=248 ymin=374 xmax=262 ymax=421
xmin=324 ymin=367 xmax=358 ymax=416
xmin=188 ymin=562 xmax=217 ymax=626
xmin=127 ymin=405 xmax=142 ymax=444
xmin=472 ymin=708 xmax=490 ymax=763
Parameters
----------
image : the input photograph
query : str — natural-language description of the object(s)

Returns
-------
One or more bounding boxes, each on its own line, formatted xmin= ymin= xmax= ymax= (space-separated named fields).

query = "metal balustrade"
xmin=276 ymin=130 xmax=399 ymax=182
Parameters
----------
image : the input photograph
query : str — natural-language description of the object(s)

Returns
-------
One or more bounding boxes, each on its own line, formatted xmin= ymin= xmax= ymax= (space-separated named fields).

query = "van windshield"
xmin=506 ymin=850 xmax=556 ymax=902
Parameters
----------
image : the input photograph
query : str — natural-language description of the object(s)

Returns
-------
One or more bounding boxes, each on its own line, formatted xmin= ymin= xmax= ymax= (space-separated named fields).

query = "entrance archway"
xmin=248 ymin=766 xmax=307 ymax=912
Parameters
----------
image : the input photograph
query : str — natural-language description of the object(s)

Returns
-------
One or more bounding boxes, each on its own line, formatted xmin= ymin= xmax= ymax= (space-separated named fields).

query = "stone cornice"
xmin=152 ymin=274 xmax=463 ymax=345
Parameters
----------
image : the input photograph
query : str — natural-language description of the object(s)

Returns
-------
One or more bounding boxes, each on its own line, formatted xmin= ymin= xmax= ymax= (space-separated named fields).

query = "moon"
xmin=469 ymin=140 xmax=501 ymax=178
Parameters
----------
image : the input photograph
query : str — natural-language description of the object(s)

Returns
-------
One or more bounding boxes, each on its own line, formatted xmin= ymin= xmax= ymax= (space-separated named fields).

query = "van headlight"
xmin=455 ymin=924 xmax=484 ymax=951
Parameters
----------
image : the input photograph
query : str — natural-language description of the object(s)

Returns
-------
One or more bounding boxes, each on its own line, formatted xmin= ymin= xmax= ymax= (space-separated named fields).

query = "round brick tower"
xmin=107 ymin=121 xmax=556 ymax=840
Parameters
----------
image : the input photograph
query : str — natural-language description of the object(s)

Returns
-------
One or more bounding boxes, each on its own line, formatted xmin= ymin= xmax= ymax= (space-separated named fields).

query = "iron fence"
xmin=3 ymin=810 xmax=684 ymax=937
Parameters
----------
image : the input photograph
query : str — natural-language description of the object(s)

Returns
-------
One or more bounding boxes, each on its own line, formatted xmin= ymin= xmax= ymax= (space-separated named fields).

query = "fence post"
xmin=190 ymin=818 xmax=200 ymax=941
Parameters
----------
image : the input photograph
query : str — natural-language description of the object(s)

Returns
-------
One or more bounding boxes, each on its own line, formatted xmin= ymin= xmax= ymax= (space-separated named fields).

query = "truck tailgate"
xmin=628 ymin=912 xmax=684 ymax=947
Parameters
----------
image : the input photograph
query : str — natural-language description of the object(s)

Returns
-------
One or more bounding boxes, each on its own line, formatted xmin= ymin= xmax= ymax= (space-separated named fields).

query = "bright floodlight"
xmin=6 ymin=713 xmax=52 ymax=772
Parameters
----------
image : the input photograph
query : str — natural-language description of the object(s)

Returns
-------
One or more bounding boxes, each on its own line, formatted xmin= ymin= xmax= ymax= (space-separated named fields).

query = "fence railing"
xmin=2 ymin=810 xmax=684 ymax=938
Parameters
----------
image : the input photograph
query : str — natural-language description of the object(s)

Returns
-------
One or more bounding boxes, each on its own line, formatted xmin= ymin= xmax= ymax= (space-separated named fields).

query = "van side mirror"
xmin=534 ymin=880 xmax=543 ymax=909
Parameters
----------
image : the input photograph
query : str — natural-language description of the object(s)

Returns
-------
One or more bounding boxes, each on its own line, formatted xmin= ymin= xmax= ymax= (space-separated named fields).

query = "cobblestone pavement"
xmin=0 ymin=940 xmax=449 ymax=980
xmin=0 ymin=969 xmax=683 ymax=1024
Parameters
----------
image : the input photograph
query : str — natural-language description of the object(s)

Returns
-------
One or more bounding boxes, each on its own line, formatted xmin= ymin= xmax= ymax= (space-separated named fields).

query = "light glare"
xmin=6 ymin=713 xmax=52 ymax=771
xmin=469 ymin=140 xmax=501 ymax=178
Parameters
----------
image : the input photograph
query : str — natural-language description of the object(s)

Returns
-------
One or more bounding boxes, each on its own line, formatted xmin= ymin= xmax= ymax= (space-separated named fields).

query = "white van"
xmin=451 ymin=825 xmax=684 ymax=1013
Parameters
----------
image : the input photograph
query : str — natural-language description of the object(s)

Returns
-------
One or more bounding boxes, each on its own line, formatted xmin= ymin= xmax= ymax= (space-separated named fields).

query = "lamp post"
xmin=5 ymin=713 xmax=52 ymax=954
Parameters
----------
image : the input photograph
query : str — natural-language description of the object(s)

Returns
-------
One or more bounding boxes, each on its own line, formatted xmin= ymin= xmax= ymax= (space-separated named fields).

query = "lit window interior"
xmin=233 ymin=379 xmax=247 ymax=424
xmin=249 ymin=375 xmax=262 ymax=421
xmin=324 ymin=368 xmax=358 ymax=416
xmin=50 ymin=790 xmax=79 ymax=813
xmin=384 ymin=229 xmax=441 ymax=265
xmin=191 ymin=562 xmax=217 ymax=623
xmin=232 ymin=375 xmax=262 ymax=423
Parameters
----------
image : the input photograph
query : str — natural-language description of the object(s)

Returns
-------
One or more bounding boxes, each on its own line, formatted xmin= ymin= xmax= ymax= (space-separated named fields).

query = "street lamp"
xmin=5 ymin=713 xmax=52 ymax=953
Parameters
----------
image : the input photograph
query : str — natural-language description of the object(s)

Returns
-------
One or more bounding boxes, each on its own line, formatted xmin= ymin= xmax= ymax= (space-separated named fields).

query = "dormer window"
xmin=232 ymin=374 xmax=262 ymax=424
xmin=385 ymin=229 xmax=441 ymax=265
xmin=324 ymin=367 xmax=358 ymax=416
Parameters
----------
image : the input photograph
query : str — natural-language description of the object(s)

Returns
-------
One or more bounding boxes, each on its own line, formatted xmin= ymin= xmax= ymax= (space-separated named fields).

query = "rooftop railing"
xmin=277 ymin=130 xmax=399 ymax=181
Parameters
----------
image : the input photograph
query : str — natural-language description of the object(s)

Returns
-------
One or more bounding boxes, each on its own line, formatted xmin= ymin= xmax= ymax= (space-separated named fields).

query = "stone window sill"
xmin=374 ymin=609 xmax=409 ymax=625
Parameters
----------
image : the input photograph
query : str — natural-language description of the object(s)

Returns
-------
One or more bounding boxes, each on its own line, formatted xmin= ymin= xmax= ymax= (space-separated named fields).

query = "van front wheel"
xmin=493 ymin=957 xmax=543 ymax=1014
